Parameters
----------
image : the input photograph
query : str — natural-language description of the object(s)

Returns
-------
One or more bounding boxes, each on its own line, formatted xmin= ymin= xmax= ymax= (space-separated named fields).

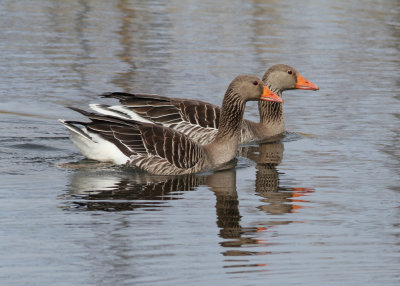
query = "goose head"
xmin=228 ymin=75 xmax=282 ymax=103
xmin=262 ymin=64 xmax=319 ymax=93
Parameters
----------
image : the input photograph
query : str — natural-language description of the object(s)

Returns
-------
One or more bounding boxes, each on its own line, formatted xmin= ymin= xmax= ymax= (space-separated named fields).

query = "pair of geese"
xmin=60 ymin=64 xmax=318 ymax=175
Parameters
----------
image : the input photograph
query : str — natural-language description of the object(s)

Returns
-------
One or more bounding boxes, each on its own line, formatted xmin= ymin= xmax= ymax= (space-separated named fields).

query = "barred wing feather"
xmin=100 ymin=92 xmax=221 ymax=143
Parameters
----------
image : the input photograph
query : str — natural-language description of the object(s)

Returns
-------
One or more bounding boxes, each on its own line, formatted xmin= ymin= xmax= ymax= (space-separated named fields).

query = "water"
xmin=1 ymin=0 xmax=399 ymax=285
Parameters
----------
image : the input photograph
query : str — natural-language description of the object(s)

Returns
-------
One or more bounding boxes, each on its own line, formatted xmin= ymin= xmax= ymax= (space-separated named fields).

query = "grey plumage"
xmin=61 ymin=75 xmax=277 ymax=175
xmin=97 ymin=64 xmax=318 ymax=144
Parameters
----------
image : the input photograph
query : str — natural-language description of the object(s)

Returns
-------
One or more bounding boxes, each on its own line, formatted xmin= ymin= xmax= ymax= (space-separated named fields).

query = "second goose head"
xmin=262 ymin=64 xmax=319 ymax=95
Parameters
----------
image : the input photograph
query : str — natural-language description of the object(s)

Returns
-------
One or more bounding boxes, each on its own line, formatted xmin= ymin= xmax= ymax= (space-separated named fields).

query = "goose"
xmin=90 ymin=64 xmax=318 ymax=145
xmin=59 ymin=75 xmax=282 ymax=175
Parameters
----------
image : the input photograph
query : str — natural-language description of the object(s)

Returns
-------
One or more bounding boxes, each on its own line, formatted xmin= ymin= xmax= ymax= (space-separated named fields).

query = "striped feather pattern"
xmin=103 ymin=92 xmax=220 ymax=129
xmin=65 ymin=108 xmax=208 ymax=175
xmin=97 ymin=65 xmax=317 ymax=144
xmin=61 ymin=75 xmax=279 ymax=175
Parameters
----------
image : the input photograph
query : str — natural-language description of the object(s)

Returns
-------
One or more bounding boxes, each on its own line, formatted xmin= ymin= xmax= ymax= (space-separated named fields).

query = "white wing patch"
xmin=89 ymin=104 xmax=153 ymax=123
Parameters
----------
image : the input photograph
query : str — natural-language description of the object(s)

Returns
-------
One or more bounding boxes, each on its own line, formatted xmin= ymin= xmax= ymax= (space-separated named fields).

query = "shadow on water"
xmin=62 ymin=140 xmax=314 ymax=273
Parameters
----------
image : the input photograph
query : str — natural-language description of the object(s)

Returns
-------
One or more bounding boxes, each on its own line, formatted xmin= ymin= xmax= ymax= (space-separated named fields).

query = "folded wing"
xmin=94 ymin=92 xmax=221 ymax=144
xmin=66 ymin=107 xmax=205 ymax=173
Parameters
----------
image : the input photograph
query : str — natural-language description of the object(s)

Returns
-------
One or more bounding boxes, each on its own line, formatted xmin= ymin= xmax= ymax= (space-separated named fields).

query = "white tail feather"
xmin=89 ymin=104 xmax=152 ymax=123
xmin=59 ymin=119 xmax=129 ymax=164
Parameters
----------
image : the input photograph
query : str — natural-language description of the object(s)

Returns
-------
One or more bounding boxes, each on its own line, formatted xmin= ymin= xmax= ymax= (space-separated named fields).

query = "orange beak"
xmin=295 ymin=73 xmax=319 ymax=90
xmin=260 ymin=86 xmax=283 ymax=103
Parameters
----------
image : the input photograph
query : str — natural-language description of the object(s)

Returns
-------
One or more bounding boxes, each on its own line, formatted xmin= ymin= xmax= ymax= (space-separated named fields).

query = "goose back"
xmin=100 ymin=92 xmax=221 ymax=144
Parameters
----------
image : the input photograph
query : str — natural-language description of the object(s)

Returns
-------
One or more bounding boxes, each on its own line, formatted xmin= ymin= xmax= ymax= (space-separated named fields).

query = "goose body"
xmin=91 ymin=65 xmax=318 ymax=145
xmin=60 ymin=75 xmax=282 ymax=175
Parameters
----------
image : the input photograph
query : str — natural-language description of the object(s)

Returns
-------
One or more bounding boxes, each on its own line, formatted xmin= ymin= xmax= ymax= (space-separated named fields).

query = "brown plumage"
xmin=60 ymin=75 xmax=282 ymax=175
xmin=94 ymin=64 xmax=318 ymax=145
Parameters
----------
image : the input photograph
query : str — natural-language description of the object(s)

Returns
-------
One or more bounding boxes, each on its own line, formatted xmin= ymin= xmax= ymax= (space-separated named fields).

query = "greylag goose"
xmin=91 ymin=64 xmax=318 ymax=144
xmin=59 ymin=75 xmax=282 ymax=175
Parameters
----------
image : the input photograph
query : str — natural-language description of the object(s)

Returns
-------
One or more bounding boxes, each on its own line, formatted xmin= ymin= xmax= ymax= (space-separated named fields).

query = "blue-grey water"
xmin=1 ymin=0 xmax=399 ymax=285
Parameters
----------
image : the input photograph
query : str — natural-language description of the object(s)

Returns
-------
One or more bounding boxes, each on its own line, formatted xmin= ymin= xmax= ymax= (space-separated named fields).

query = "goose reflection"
xmin=64 ymin=164 xmax=259 ymax=248
xmin=63 ymin=140 xmax=313 ymax=232
xmin=64 ymin=165 xmax=206 ymax=211
xmin=240 ymin=141 xmax=314 ymax=216
xmin=217 ymin=141 xmax=315 ymax=266
xmin=62 ymin=140 xmax=314 ymax=274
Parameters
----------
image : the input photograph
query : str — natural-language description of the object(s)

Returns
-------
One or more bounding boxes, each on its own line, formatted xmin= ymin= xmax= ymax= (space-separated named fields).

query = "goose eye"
xmin=252 ymin=81 xmax=258 ymax=86
xmin=287 ymin=70 xmax=293 ymax=75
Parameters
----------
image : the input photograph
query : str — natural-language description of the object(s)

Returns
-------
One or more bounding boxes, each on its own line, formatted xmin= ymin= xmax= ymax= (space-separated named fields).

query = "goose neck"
xmin=258 ymin=87 xmax=283 ymax=123
xmin=214 ymin=91 xmax=246 ymax=141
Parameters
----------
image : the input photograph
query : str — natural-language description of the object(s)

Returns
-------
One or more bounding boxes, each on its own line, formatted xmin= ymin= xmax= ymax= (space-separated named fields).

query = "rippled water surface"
xmin=1 ymin=0 xmax=399 ymax=285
